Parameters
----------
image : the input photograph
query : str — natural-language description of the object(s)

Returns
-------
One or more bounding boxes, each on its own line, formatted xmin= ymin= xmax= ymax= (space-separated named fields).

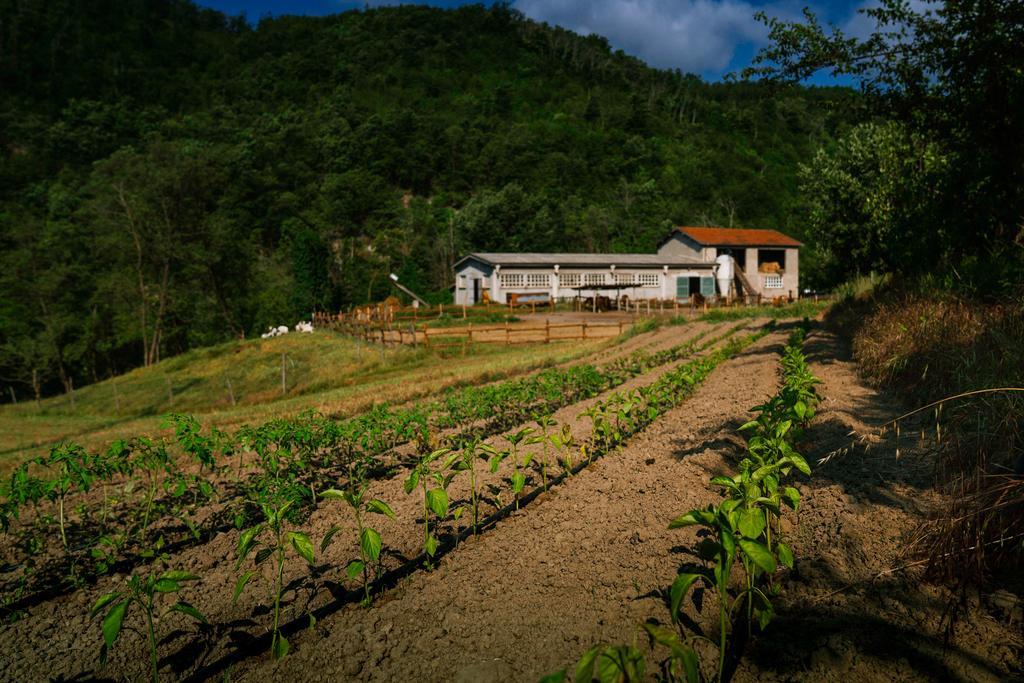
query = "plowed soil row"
xmin=0 ymin=321 xmax=752 ymax=680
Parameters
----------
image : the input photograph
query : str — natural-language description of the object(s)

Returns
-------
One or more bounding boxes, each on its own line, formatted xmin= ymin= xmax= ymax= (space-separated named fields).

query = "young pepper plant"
xmin=404 ymin=448 xmax=451 ymax=567
xmin=447 ymin=439 xmax=483 ymax=535
xmin=320 ymin=466 xmax=396 ymax=605
xmin=91 ymin=567 xmax=206 ymax=682
xmin=234 ymin=495 xmax=315 ymax=659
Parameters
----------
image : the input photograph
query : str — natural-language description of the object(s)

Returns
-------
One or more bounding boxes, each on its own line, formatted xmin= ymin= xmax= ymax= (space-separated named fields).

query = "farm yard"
xmin=0 ymin=309 xmax=1019 ymax=682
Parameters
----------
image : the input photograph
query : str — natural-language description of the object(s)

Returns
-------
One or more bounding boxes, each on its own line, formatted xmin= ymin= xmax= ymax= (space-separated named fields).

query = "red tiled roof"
xmin=675 ymin=226 xmax=802 ymax=248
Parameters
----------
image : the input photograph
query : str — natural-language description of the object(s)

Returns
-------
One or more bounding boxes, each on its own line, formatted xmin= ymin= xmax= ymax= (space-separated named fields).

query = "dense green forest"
xmin=0 ymin=1 xmax=864 ymax=400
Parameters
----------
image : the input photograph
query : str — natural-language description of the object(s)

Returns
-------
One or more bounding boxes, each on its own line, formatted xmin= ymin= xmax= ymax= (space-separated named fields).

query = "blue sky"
xmin=198 ymin=0 xmax=874 ymax=81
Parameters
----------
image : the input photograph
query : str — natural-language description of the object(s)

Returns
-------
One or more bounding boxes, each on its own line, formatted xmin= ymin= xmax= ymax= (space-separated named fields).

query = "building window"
xmin=457 ymin=275 xmax=466 ymax=290
xmin=763 ymin=274 xmax=783 ymax=289
xmin=499 ymin=273 xmax=524 ymax=288
xmin=526 ymin=273 xmax=549 ymax=288
xmin=559 ymin=273 xmax=581 ymax=287
xmin=584 ymin=273 xmax=606 ymax=286
xmin=638 ymin=273 xmax=660 ymax=287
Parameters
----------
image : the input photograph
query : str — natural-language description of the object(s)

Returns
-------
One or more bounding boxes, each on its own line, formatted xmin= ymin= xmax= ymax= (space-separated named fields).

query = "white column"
xmin=552 ymin=265 xmax=559 ymax=301
xmin=491 ymin=265 xmax=501 ymax=303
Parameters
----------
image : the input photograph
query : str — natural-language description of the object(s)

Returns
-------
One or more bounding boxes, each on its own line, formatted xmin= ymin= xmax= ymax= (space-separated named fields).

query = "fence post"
xmin=423 ymin=324 xmax=430 ymax=348
xmin=582 ymin=322 xmax=587 ymax=340
xmin=225 ymin=378 xmax=236 ymax=406
xmin=505 ymin=321 xmax=510 ymax=346
xmin=468 ymin=323 xmax=473 ymax=344
xmin=463 ymin=304 xmax=467 ymax=319
xmin=545 ymin=319 xmax=550 ymax=343
xmin=410 ymin=323 xmax=417 ymax=348
xmin=619 ymin=320 xmax=624 ymax=336
xmin=280 ymin=352 xmax=287 ymax=395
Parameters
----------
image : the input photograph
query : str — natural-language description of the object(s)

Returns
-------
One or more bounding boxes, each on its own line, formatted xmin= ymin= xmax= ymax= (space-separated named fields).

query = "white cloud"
xmin=513 ymin=0 xmax=791 ymax=74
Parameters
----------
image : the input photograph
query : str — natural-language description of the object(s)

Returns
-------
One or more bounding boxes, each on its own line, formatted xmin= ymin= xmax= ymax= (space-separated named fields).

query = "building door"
xmin=472 ymin=278 xmax=481 ymax=305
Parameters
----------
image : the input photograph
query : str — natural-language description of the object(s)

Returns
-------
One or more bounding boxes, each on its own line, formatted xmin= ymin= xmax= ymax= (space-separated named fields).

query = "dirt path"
xmin=223 ymin=330 xmax=789 ymax=681
xmin=734 ymin=330 xmax=1023 ymax=682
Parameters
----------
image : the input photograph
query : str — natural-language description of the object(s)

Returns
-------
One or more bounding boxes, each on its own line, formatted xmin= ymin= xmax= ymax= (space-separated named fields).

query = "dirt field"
xmin=0 ymin=321 xmax=1020 ymax=682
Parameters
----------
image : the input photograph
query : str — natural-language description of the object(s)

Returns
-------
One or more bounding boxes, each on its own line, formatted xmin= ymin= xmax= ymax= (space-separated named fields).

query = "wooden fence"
xmin=319 ymin=318 xmax=629 ymax=349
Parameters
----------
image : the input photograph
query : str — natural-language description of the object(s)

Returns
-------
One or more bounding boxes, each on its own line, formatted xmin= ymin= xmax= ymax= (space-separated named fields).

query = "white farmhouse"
xmin=453 ymin=226 xmax=801 ymax=306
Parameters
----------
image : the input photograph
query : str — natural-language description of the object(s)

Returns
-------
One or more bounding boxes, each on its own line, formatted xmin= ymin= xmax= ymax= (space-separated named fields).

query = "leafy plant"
xmin=90 ymin=566 xmax=206 ymax=682
xmin=404 ymin=448 xmax=452 ymax=567
xmin=234 ymin=494 xmax=315 ymax=659
xmin=447 ymin=439 xmax=484 ymax=535
xmin=320 ymin=465 xmax=396 ymax=605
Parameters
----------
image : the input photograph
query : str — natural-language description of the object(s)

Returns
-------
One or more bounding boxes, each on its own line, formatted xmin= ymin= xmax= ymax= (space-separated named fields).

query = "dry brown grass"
xmin=832 ymin=286 xmax=1024 ymax=594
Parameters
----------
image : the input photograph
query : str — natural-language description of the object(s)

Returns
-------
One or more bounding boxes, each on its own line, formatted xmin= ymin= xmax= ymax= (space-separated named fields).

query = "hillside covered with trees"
xmin=0 ymin=1 xmax=861 ymax=400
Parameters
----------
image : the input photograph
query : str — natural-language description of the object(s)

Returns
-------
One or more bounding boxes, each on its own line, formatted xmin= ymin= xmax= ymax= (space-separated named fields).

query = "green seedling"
xmin=235 ymin=496 xmax=315 ymax=659
xmin=91 ymin=567 xmax=206 ymax=682
xmin=37 ymin=442 xmax=95 ymax=550
xmin=548 ymin=424 xmax=576 ymax=475
xmin=504 ymin=427 xmax=534 ymax=509
xmin=320 ymin=466 xmax=396 ymax=605
xmin=404 ymin=448 xmax=452 ymax=567
xmin=529 ymin=415 xmax=557 ymax=491
xmin=448 ymin=440 xmax=484 ymax=534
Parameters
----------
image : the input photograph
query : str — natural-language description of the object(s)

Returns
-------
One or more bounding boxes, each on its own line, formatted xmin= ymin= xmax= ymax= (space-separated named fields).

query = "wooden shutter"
xmin=676 ymin=277 xmax=688 ymax=297
xmin=700 ymin=277 xmax=715 ymax=296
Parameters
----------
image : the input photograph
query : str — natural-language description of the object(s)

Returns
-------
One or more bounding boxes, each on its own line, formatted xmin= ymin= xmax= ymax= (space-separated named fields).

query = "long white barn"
xmin=453 ymin=226 xmax=801 ymax=306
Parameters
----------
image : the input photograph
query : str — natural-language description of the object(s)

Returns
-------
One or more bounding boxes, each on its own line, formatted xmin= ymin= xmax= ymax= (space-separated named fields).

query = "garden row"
xmin=547 ymin=324 xmax=820 ymax=682
xmin=79 ymin=326 xmax=773 ymax=680
xmin=0 ymin=323 xmax=743 ymax=611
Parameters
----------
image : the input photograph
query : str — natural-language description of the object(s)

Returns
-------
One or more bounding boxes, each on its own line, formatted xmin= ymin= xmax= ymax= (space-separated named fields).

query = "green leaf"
xmin=360 ymin=527 xmax=382 ymax=564
xmin=539 ymin=671 xmax=567 ymax=683
xmin=102 ymin=600 xmax=128 ymax=649
xmin=782 ymin=487 xmax=800 ymax=511
xmin=425 ymin=533 xmax=438 ymax=557
xmin=159 ymin=570 xmax=200 ymax=582
xmin=720 ymin=525 xmax=736 ymax=556
xmin=403 ymin=470 xmax=420 ymax=494
xmin=233 ymin=571 xmax=254 ymax=604
xmin=777 ymin=541 xmax=795 ymax=569
xmin=289 ymin=531 xmax=315 ymax=564
xmin=91 ymin=591 xmax=121 ymax=618
xmin=575 ymin=645 xmax=601 ymax=683
xmin=272 ymin=632 xmax=289 ymax=659
xmin=788 ymin=452 xmax=811 ymax=475
xmin=346 ymin=559 xmax=365 ymax=580
xmin=426 ymin=488 xmax=449 ymax=518
xmin=236 ymin=525 xmax=262 ymax=566
xmin=737 ymin=508 xmax=766 ymax=540
xmin=366 ymin=499 xmax=396 ymax=520
xmin=511 ymin=471 xmax=526 ymax=494
xmin=793 ymin=401 xmax=807 ymax=420
xmin=668 ymin=509 xmax=710 ymax=528
xmin=320 ymin=524 xmax=341 ymax=552
xmin=738 ymin=538 xmax=777 ymax=574
xmin=669 ymin=573 xmax=702 ymax=623
xmin=677 ymin=646 xmax=700 ymax=683
xmin=168 ymin=601 xmax=208 ymax=624
xmin=319 ymin=488 xmax=347 ymax=501
xmin=153 ymin=578 xmax=181 ymax=593
xmin=710 ymin=475 xmax=739 ymax=490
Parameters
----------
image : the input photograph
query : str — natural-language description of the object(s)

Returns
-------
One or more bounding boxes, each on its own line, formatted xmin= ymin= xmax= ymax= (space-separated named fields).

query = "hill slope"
xmin=0 ymin=1 xmax=860 ymax=400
